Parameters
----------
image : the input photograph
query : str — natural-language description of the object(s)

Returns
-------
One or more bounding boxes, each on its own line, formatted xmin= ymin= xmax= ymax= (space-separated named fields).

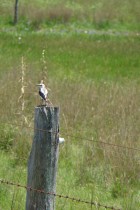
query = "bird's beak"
xmin=36 ymin=84 xmax=41 ymax=86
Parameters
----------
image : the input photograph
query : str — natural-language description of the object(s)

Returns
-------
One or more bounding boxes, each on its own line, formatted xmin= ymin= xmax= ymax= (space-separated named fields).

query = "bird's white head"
xmin=36 ymin=80 xmax=45 ymax=87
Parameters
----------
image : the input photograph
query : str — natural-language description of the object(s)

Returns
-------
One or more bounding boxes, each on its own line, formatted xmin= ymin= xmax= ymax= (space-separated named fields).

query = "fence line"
xmin=0 ymin=179 xmax=121 ymax=210
xmin=1 ymin=121 xmax=140 ymax=152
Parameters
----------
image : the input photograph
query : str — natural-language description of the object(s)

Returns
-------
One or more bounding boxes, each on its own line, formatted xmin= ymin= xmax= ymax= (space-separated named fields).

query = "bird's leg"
xmin=45 ymin=98 xmax=49 ymax=106
xmin=45 ymin=99 xmax=47 ymax=106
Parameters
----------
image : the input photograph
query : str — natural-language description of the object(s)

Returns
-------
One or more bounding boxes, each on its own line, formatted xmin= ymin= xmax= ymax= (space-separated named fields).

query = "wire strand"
xmin=0 ymin=179 xmax=121 ymax=210
xmin=1 ymin=121 xmax=140 ymax=152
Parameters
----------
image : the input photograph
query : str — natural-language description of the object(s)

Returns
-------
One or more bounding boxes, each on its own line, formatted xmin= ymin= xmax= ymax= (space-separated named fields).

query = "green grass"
xmin=0 ymin=29 xmax=140 ymax=209
xmin=0 ymin=32 xmax=140 ymax=81
xmin=0 ymin=151 xmax=27 ymax=210
xmin=0 ymin=0 xmax=140 ymax=31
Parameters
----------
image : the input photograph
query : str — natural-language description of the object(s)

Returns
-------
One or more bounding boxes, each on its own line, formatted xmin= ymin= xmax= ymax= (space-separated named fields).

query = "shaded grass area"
xmin=0 ymin=32 xmax=140 ymax=209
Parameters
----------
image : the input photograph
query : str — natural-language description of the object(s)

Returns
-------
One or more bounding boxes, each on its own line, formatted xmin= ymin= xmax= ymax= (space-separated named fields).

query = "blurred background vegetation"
xmin=0 ymin=0 xmax=140 ymax=210
xmin=0 ymin=0 xmax=140 ymax=30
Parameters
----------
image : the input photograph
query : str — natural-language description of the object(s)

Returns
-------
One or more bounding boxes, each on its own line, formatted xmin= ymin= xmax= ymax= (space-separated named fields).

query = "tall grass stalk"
xmin=41 ymin=49 xmax=48 ymax=82
xmin=18 ymin=57 xmax=26 ymax=113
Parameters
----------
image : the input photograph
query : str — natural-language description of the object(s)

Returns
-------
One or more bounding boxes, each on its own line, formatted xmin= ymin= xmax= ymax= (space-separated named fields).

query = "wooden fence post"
xmin=14 ymin=0 xmax=19 ymax=24
xmin=26 ymin=106 xmax=59 ymax=210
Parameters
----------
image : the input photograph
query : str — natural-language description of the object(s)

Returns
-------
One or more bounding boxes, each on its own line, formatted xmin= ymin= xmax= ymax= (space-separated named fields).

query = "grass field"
xmin=0 ymin=0 xmax=140 ymax=31
xmin=0 ymin=1 xmax=140 ymax=209
xmin=0 ymin=31 xmax=140 ymax=209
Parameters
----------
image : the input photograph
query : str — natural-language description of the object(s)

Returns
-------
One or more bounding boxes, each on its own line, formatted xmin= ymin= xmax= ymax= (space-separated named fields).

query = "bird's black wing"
xmin=39 ymin=91 xmax=46 ymax=100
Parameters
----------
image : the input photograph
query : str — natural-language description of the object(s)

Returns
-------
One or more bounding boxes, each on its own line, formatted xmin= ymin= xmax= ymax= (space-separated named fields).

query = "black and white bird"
xmin=36 ymin=80 xmax=48 ymax=104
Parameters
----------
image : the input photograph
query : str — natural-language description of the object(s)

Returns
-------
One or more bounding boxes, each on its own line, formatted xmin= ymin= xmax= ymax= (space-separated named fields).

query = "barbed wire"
xmin=63 ymin=133 xmax=140 ymax=152
xmin=0 ymin=179 xmax=121 ymax=210
xmin=1 ymin=121 xmax=140 ymax=152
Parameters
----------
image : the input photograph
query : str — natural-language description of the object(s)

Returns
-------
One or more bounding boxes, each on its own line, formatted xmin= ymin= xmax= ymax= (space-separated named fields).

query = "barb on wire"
xmin=0 ymin=121 xmax=140 ymax=152
xmin=0 ymin=179 xmax=121 ymax=210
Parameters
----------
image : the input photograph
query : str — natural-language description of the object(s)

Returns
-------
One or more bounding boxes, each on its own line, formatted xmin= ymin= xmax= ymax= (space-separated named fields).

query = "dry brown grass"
xmin=50 ymin=79 xmax=140 ymax=188
xmin=16 ymin=3 xmax=73 ymax=26
xmin=0 ymin=61 xmax=139 ymax=200
xmin=46 ymin=4 xmax=73 ymax=23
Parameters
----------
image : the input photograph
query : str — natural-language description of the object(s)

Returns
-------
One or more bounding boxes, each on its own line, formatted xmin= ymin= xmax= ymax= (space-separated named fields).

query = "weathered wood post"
xmin=14 ymin=0 xmax=19 ymax=24
xmin=26 ymin=106 xmax=59 ymax=210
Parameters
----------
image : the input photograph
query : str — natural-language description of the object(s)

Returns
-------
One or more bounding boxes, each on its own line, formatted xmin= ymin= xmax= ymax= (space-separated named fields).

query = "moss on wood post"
xmin=26 ymin=106 xmax=59 ymax=210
